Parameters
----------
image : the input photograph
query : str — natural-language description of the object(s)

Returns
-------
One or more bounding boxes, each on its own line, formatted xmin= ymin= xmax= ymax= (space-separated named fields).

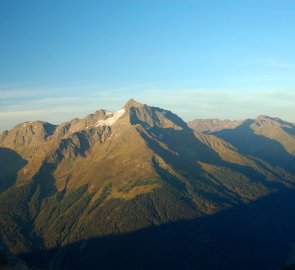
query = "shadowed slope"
xmin=23 ymin=187 xmax=295 ymax=270
xmin=0 ymin=148 xmax=27 ymax=191
xmin=212 ymin=119 xmax=295 ymax=173
xmin=189 ymin=116 xmax=295 ymax=173
xmin=1 ymin=100 xmax=295 ymax=270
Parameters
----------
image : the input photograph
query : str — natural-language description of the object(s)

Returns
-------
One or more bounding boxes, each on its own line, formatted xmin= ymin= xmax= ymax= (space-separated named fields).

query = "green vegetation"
xmin=0 ymin=101 xmax=295 ymax=269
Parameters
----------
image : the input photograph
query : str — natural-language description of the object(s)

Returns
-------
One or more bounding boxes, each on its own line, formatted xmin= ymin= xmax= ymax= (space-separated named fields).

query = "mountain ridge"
xmin=189 ymin=115 xmax=295 ymax=172
xmin=1 ymin=99 xmax=295 ymax=269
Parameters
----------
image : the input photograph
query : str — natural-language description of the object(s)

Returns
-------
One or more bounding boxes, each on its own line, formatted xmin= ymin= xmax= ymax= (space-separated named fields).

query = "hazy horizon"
xmin=1 ymin=1 xmax=295 ymax=131
xmin=1 ymin=3 xmax=295 ymax=269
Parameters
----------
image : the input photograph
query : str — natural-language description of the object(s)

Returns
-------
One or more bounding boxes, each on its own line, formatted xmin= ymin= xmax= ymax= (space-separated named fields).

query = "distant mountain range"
xmin=189 ymin=115 xmax=295 ymax=172
xmin=1 ymin=99 xmax=295 ymax=270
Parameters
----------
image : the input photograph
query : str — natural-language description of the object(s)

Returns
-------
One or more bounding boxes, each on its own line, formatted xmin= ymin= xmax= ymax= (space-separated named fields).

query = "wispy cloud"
xmin=134 ymin=88 xmax=295 ymax=122
xmin=1 ymin=85 xmax=295 ymax=131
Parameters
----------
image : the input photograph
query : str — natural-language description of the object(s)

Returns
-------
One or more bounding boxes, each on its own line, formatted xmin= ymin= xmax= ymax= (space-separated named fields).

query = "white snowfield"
xmin=95 ymin=108 xmax=126 ymax=127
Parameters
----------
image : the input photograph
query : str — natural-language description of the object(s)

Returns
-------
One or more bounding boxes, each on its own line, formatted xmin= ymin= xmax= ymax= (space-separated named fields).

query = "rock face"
xmin=189 ymin=115 xmax=295 ymax=172
xmin=188 ymin=118 xmax=241 ymax=133
xmin=1 ymin=100 xmax=295 ymax=270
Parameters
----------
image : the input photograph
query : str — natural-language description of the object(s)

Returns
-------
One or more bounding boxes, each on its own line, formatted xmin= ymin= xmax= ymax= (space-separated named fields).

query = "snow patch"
xmin=95 ymin=108 xmax=125 ymax=127
xmin=22 ymin=121 xmax=32 ymax=127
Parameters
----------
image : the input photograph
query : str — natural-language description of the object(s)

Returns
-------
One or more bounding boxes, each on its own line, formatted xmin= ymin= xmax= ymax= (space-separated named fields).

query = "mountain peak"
xmin=255 ymin=115 xmax=285 ymax=122
xmin=123 ymin=99 xmax=143 ymax=109
xmin=256 ymin=115 xmax=271 ymax=120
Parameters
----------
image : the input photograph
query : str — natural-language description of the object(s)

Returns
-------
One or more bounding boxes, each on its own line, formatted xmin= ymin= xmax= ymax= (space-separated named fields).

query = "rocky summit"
xmin=1 ymin=99 xmax=295 ymax=270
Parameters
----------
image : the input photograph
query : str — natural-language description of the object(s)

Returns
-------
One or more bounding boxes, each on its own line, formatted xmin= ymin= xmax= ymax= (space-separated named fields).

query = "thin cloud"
xmin=1 ymin=87 xmax=295 ymax=131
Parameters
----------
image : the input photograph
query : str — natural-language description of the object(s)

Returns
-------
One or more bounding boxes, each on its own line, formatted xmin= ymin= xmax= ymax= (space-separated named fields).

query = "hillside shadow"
xmin=43 ymin=123 xmax=57 ymax=138
xmin=33 ymin=162 xmax=58 ymax=199
xmin=0 ymin=147 xmax=27 ymax=192
xmin=212 ymin=120 xmax=295 ymax=173
xmin=130 ymin=105 xmax=188 ymax=131
xmin=71 ymin=131 xmax=91 ymax=157
xmin=140 ymin=126 xmax=222 ymax=171
xmin=22 ymin=187 xmax=295 ymax=270
xmin=132 ymin=108 xmax=280 ymax=190
xmin=283 ymin=127 xmax=295 ymax=138
xmin=139 ymin=125 xmax=281 ymax=190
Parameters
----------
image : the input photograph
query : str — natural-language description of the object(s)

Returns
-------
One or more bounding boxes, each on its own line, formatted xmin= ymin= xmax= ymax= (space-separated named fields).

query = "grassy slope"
xmin=0 ymin=103 xmax=295 ymax=269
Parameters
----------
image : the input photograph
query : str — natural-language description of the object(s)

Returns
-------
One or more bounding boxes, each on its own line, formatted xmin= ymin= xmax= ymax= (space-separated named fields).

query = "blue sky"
xmin=1 ymin=0 xmax=295 ymax=130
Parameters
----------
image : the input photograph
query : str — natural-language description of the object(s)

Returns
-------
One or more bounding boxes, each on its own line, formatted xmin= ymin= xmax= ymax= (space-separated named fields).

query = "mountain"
xmin=189 ymin=115 xmax=295 ymax=173
xmin=1 ymin=100 xmax=295 ymax=270
xmin=188 ymin=118 xmax=242 ymax=133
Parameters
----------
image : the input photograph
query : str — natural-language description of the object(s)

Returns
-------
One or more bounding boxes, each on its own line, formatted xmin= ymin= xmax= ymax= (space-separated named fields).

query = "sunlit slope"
xmin=0 ymin=100 xmax=294 ymax=258
xmin=189 ymin=116 xmax=295 ymax=172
